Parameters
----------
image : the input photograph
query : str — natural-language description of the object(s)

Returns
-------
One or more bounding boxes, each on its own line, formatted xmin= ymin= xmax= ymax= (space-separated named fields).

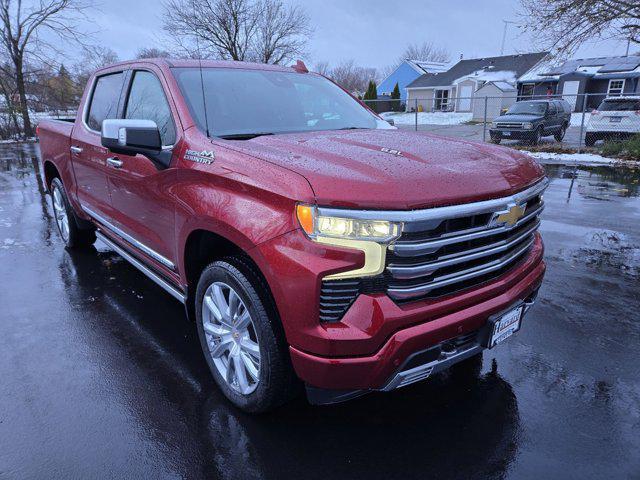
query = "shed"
xmin=472 ymin=81 xmax=517 ymax=121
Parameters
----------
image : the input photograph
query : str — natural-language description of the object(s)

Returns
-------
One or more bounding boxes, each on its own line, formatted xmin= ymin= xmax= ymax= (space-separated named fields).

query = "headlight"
xmin=491 ymin=121 xmax=498 ymax=128
xmin=523 ymin=122 xmax=534 ymax=130
xmin=296 ymin=204 xmax=402 ymax=279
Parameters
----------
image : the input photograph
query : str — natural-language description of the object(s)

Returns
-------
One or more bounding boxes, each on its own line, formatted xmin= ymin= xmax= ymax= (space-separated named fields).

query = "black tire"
xmin=554 ymin=124 xmax=567 ymax=142
xmin=50 ymin=177 xmax=96 ymax=249
xmin=490 ymin=136 xmax=501 ymax=144
xmin=584 ymin=133 xmax=596 ymax=147
xmin=529 ymin=126 xmax=542 ymax=145
xmin=195 ymin=257 xmax=297 ymax=413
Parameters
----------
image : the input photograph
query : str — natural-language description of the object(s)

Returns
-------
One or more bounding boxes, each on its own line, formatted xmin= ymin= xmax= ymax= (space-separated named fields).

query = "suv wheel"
xmin=195 ymin=258 xmax=297 ymax=412
xmin=529 ymin=126 xmax=542 ymax=145
xmin=554 ymin=124 xmax=567 ymax=142
xmin=50 ymin=178 xmax=96 ymax=248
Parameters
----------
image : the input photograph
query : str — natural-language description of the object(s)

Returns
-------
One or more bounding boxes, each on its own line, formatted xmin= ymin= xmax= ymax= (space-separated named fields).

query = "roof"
xmin=96 ymin=58 xmax=301 ymax=74
xmin=406 ymin=59 xmax=451 ymax=74
xmin=406 ymin=52 xmax=548 ymax=89
xmin=478 ymin=81 xmax=517 ymax=92
xmin=538 ymin=54 xmax=640 ymax=77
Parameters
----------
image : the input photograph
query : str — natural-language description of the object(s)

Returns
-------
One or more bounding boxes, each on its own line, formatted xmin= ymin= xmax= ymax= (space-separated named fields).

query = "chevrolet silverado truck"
xmin=37 ymin=59 xmax=547 ymax=412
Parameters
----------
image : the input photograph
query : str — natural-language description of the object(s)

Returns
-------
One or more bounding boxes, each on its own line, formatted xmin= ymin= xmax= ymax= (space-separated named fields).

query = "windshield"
xmin=506 ymin=102 xmax=547 ymax=116
xmin=172 ymin=67 xmax=380 ymax=138
xmin=599 ymin=99 xmax=640 ymax=111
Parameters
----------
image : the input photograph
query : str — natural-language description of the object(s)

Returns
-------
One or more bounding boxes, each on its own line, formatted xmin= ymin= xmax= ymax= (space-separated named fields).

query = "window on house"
xmin=607 ymin=79 xmax=625 ymax=96
xmin=434 ymin=89 xmax=450 ymax=111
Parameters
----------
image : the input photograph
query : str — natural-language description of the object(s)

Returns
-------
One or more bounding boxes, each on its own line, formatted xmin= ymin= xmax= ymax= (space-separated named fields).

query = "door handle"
xmin=106 ymin=157 xmax=123 ymax=168
xmin=70 ymin=146 xmax=83 ymax=154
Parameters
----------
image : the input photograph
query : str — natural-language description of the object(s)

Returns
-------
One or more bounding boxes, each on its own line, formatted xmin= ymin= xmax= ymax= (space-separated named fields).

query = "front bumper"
xmin=287 ymin=238 xmax=544 ymax=395
xmin=490 ymin=128 xmax=537 ymax=140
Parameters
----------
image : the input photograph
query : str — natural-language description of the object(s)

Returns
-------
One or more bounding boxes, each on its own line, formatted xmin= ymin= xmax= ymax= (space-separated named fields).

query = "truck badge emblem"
xmin=184 ymin=149 xmax=215 ymax=164
xmin=494 ymin=204 xmax=526 ymax=227
xmin=380 ymin=147 xmax=402 ymax=156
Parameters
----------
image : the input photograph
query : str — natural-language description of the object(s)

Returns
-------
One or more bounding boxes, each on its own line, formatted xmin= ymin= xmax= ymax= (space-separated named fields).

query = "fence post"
xmin=482 ymin=96 xmax=488 ymax=142
xmin=578 ymin=93 xmax=588 ymax=153
xmin=415 ymin=99 xmax=418 ymax=132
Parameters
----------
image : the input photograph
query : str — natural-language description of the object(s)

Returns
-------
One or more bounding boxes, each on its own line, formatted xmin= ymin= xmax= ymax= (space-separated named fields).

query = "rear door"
xmin=71 ymin=70 xmax=126 ymax=216
xmin=104 ymin=67 xmax=180 ymax=271
xmin=546 ymin=101 xmax=560 ymax=131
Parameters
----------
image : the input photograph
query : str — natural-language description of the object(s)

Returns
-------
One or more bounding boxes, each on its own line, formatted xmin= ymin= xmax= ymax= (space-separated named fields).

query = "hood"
xmin=230 ymin=129 xmax=544 ymax=209
xmin=494 ymin=114 xmax=544 ymax=122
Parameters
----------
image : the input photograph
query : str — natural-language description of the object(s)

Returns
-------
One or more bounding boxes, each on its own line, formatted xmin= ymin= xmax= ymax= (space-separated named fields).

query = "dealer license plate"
xmin=609 ymin=117 xmax=622 ymax=123
xmin=489 ymin=306 xmax=523 ymax=348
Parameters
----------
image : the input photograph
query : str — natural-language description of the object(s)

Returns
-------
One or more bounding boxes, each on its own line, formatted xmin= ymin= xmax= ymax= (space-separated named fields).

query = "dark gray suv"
xmin=490 ymin=99 xmax=572 ymax=145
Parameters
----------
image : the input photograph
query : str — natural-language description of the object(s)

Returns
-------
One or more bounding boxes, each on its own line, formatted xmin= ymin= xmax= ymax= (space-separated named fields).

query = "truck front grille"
xmin=385 ymin=182 xmax=546 ymax=302
xmin=495 ymin=122 xmax=524 ymax=129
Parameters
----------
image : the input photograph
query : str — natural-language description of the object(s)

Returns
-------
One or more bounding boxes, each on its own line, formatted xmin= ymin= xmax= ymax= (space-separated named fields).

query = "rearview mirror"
xmin=101 ymin=119 xmax=171 ymax=168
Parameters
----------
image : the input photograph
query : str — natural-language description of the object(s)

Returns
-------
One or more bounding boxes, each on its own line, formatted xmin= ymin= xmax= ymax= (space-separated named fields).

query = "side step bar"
xmin=96 ymin=231 xmax=186 ymax=304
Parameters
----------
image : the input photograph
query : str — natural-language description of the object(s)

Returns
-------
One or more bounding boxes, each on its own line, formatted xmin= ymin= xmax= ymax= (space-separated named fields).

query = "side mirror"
xmin=386 ymin=118 xmax=395 ymax=126
xmin=101 ymin=119 xmax=171 ymax=168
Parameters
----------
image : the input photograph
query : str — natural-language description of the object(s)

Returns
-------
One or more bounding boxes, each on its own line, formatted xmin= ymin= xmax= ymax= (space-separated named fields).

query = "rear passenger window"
xmin=86 ymin=72 xmax=124 ymax=131
xmin=125 ymin=71 xmax=176 ymax=146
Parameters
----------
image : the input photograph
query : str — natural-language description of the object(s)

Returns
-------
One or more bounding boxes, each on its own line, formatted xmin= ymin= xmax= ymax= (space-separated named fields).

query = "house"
xmin=517 ymin=54 xmax=640 ymax=111
xmin=378 ymin=59 xmax=450 ymax=102
xmin=471 ymin=81 xmax=517 ymax=121
xmin=405 ymin=52 xmax=548 ymax=112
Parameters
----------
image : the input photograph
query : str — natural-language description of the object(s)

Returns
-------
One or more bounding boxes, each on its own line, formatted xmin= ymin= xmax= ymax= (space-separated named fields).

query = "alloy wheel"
xmin=52 ymin=186 xmax=70 ymax=242
xmin=202 ymin=282 xmax=261 ymax=395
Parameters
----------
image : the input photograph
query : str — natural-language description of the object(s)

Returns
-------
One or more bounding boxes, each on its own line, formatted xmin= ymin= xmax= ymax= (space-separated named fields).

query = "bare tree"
xmin=327 ymin=59 xmax=377 ymax=95
xmin=313 ymin=61 xmax=331 ymax=76
xmin=73 ymin=46 xmax=119 ymax=93
xmin=162 ymin=0 xmax=311 ymax=64
xmin=253 ymin=0 xmax=311 ymax=64
xmin=519 ymin=0 xmax=640 ymax=55
xmin=0 ymin=0 xmax=88 ymax=137
xmin=398 ymin=41 xmax=451 ymax=63
xmin=136 ymin=47 xmax=172 ymax=59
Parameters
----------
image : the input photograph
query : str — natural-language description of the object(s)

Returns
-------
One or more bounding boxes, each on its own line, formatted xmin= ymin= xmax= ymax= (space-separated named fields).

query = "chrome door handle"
xmin=106 ymin=157 xmax=123 ymax=168
xmin=70 ymin=146 xmax=83 ymax=154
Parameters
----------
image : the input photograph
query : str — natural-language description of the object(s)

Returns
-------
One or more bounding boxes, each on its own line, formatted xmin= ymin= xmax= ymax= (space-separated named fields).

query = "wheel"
xmin=195 ymin=257 xmax=297 ymax=412
xmin=490 ymin=136 xmax=501 ymax=144
xmin=529 ymin=127 xmax=542 ymax=145
xmin=554 ymin=124 xmax=567 ymax=142
xmin=50 ymin=177 xmax=96 ymax=248
xmin=584 ymin=133 xmax=596 ymax=147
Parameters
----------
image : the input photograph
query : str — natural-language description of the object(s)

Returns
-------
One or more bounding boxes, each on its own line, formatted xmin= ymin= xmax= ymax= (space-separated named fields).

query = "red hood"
xmin=232 ymin=129 xmax=545 ymax=209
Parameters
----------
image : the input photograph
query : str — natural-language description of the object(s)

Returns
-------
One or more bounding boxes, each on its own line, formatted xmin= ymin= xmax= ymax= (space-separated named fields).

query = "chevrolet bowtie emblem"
xmin=495 ymin=204 xmax=526 ymax=226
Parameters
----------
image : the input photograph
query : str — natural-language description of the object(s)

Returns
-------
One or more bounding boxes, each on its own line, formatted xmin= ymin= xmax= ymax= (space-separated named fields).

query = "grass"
xmin=601 ymin=134 xmax=640 ymax=160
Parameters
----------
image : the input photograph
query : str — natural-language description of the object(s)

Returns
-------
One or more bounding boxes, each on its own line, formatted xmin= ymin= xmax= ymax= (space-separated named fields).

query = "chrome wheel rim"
xmin=52 ymin=187 xmax=69 ymax=242
xmin=202 ymin=282 xmax=261 ymax=395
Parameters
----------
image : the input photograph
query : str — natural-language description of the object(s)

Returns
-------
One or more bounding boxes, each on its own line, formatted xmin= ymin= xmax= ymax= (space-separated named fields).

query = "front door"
xmin=71 ymin=70 xmax=126 ymax=216
xmin=458 ymin=85 xmax=472 ymax=111
xmin=562 ymin=81 xmax=580 ymax=110
xmin=105 ymin=68 xmax=180 ymax=272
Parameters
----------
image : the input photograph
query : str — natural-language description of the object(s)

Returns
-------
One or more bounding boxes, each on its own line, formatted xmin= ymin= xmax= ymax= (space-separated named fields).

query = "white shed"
xmin=471 ymin=81 xmax=517 ymax=121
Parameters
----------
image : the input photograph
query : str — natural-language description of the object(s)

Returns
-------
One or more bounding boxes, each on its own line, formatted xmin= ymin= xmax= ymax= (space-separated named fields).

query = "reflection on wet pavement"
xmin=0 ymin=143 xmax=638 ymax=479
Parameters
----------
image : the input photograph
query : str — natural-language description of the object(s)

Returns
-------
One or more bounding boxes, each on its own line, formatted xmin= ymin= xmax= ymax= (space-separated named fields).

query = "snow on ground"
xmin=381 ymin=111 xmax=473 ymax=126
xmin=523 ymin=150 xmax=616 ymax=166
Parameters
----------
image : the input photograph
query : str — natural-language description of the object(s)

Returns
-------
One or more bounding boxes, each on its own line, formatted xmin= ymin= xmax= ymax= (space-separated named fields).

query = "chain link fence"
xmin=364 ymin=93 xmax=640 ymax=153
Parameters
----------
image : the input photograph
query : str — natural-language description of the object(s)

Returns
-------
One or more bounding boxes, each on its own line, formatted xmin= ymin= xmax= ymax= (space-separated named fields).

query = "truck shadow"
xmin=59 ymin=247 xmax=521 ymax=480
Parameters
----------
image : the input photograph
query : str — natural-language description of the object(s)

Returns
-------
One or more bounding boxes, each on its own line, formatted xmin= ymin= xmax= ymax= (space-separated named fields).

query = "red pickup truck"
xmin=37 ymin=59 xmax=547 ymax=412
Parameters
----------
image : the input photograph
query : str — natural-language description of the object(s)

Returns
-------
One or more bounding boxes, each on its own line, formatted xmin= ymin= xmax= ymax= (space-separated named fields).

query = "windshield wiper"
xmin=218 ymin=132 xmax=274 ymax=140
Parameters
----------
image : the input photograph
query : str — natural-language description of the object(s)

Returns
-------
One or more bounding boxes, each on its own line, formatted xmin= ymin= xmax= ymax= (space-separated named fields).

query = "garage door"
xmin=562 ymin=81 xmax=580 ymax=110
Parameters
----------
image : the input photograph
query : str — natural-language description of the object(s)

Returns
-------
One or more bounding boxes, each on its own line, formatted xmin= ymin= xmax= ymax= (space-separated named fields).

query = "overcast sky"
xmin=84 ymin=0 xmax=628 ymax=70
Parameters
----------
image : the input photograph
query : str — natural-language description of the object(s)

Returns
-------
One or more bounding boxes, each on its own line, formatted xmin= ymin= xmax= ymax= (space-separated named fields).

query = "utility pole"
xmin=626 ymin=37 xmax=631 ymax=56
xmin=500 ymin=20 xmax=518 ymax=55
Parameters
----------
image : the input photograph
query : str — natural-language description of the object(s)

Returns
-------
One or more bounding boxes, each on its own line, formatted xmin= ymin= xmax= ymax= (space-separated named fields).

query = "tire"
xmin=50 ymin=177 xmax=96 ymax=249
xmin=195 ymin=257 xmax=297 ymax=412
xmin=529 ymin=127 xmax=542 ymax=145
xmin=584 ymin=133 xmax=596 ymax=147
xmin=554 ymin=124 xmax=567 ymax=142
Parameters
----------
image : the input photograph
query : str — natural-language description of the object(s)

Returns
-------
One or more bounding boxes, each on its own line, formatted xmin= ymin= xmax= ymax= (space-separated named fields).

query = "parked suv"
xmin=490 ymin=99 xmax=572 ymax=145
xmin=585 ymin=96 xmax=640 ymax=146
xmin=37 ymin=59 xmax=547 ymax=412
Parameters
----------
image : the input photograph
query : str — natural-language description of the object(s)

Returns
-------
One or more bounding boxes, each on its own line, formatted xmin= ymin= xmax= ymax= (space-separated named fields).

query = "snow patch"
xmin=381 ymin=111 xmax=473 ymax=126
xmin=523 ymin=150 xmax=616 ymax=166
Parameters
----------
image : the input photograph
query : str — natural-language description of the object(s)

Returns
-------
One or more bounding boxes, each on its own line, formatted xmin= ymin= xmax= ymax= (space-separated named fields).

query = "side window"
xmin=125 ymin=71 xmax=176 ymax=146
xmin=86 ymin=72 xmax=124 ymax=131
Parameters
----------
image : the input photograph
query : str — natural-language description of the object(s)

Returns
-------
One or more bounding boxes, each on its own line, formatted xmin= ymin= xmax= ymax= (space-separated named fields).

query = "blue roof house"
xmin=378 ymin=60 xmax=450 ymax=102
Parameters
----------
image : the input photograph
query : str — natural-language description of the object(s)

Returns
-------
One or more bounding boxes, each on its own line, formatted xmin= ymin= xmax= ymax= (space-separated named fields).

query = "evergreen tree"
xmin=363 ymin=80 xmax=377 ymax=101
xmin=391 ymin=82 xmax=400 ymax=99
xmin=391 ymin=82 xmax=401 ymax=111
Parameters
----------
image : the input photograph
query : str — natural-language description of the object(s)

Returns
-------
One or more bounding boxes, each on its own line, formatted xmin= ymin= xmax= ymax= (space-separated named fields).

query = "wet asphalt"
xmin=0 ymin=143 xmax=639 ymax=480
